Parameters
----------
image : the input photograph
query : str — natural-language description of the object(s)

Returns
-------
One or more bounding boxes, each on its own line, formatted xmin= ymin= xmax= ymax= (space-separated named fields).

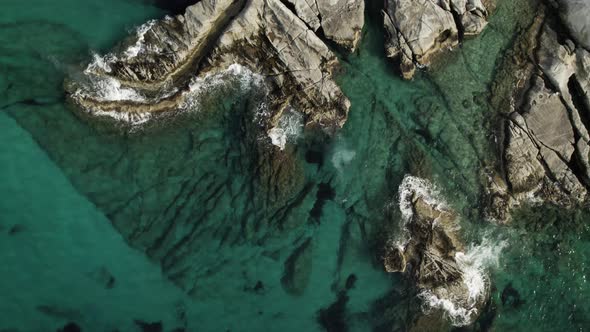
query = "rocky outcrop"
xmin=285 ymin=0 xmax=365 ymax=51
xmin=556 ymin=0 xmax=590 ymax=50
xmin=66 ymin=0 xmax=366 ymax=135
xmin=489 ymin=3 xmax=590 ymax=221
xmin=383 ymin=0 xmax=492 ymax=79
xmin=384 ymin=177 xmax=490 ymax=326
xmin=61 ymin=0 xmax=367 ymax=296
xmin=315 ymin=0 xmax=365 ymax=51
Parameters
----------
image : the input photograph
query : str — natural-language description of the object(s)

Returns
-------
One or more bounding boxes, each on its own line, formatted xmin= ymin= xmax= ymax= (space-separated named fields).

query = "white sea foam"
xmin=75 ymin=63 xmax=266 ymax=125
xmin=394 ymin=175 xmax=506 ymax=326
xmin=331 ymin=140 xmax=356 ymax=172
xmin=92 ymin=109 xmax=153 ymax=126
xmin=268 ymin=109 xmax=304 ymax=150
xmin=83 ymin=76 xmax=147 ymax=102
xmin=398 ymin=175 xmax=448 ymax=224
xmin=85 ymin=53 xmax=114 ymax=74
xmin=124 ymin=20 xmax=157 ymax=59
xmin=84 ymin=20 xmax=156 ymax=75
xmin=420 ymin=237 xmax=507 ymax=326
xmin=182 ymin=63 xmax=265 ymax=111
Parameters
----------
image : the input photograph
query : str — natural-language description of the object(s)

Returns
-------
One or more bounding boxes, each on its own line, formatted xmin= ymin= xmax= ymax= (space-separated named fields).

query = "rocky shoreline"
xmin=487 ymin=0 xmax=590 ymax=222
xmin=67 ymin=0 xmax=366 ymax=137
xmin=63 ymin=0 xmax=590 ymax=329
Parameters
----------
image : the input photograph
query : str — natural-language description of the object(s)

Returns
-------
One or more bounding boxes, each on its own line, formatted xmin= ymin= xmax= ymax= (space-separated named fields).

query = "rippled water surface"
xmin=1 ymin=0 xmax=590 ymax=331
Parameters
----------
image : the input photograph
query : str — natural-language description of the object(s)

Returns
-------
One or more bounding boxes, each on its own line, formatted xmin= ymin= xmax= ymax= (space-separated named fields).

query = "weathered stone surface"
xmin=503 ymin=73 xmax=587 ymax=208
xmin=316 ymin=0 xmax=365 ymax=51
xmin=283 ymin=0 xmax=365 ymax=51
xmin=494 ymin=16 xmax=590 ymax=221
xmin=556 ymin=0 xmax=590 ymax=50
xmin=448 ymin=0 xmax=489 ymax=36
xmin=383 ymin=0 xmax=492 ymax=79
xmin=522 ymin=77 xmax=575 ymax=160
xmin=284 ymin=0 xmax=321 ymax=31
xmin=67 ymin=0 xmax=362 ymax=133
xmin=504 ymin=113 xmax=544 ymax=193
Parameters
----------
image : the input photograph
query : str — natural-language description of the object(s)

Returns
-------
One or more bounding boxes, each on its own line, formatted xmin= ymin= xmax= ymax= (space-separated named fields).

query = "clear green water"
xmin=1 ymin=0 xmax=590 ymax=331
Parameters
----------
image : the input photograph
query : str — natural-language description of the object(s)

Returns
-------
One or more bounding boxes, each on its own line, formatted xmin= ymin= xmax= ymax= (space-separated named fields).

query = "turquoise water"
xmin=1 ymin=0 xmax=590 ymax=331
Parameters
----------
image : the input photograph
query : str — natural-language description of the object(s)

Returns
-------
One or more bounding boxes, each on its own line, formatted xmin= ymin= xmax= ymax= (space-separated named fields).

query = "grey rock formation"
xmin=62 ymin=0 xmax=368 ymax=296
xmin=284 ymin=0 xmax=365 ymax=51
xmin=503 ymin=112 xmax=545 ymax=194
xmin=505 ymin=75 xmax=586 ymax=199
xmin=67 ymin=0 xmax=365 ymax=133
xmin=493 ymin=12 xmax=590 ymax=220
xmin=284 ymin=0 xmax=321 ymax=31
xmin=383 ymin=0 xmax=492 ymax=79
xmin=557 ymin=0 xmax=590 ymax=50
xmin=384 ymin=178 xmax=488 ymax=326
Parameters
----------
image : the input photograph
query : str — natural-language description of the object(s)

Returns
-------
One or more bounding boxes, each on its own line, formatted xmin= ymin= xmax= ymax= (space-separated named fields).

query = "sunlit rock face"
xmin=384 ymin=176 xmax=498 ymax=327
xmin=383 ymin=0 xmax=493 ymax=79
xmin=488 ymin=2 xmax=590 ymax=221
xmin=66 ymin=0 xmax=368 ymax=132
xmin=556 ymin=0 xmax=590 ymax=50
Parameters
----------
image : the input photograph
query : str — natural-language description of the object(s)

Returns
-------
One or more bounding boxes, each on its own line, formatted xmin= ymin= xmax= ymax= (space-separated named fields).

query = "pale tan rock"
xmin=68 ymin=0 xmax=358 ymax=132
xmin=316 ymin=0 xmax=365 ymax=51
xmin=504 ymin=113 xmax=544 ymax=193
xmin=284 ymin=0 xmax=321 ymax=31
xmin=383 ymin=0 xmax=492 ymax=78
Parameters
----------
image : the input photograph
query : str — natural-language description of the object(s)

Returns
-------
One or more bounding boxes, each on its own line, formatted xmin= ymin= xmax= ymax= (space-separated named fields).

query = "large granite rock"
xmin=383 ymin=0 xmax=492 ymax=79
xmin=505 ymin=75 xmax=585 ymax=198
xmin=556 ymin=0 xmax=590 ymax=50
xmin=384 ymin=177 xmax=489 ymax=326
xmin=491 ymin=8 xmax=590 ymax=221
xmin=67 ymin=0 xmax=365 ymax=135
xmin=284 ymin=0 xmax=365 ymax=51
xmin=315 ymin=0 xmax=365 ymax=51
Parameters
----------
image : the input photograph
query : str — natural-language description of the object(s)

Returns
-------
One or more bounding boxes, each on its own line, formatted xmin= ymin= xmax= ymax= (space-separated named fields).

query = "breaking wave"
xmin=398 ymin=175 xmax=448 ymax=224
xmin=73 ymin=61 xmax=266 ymax=125
xmin=394 ymin=175 xmax=507 ymax=326
xmin=419 ymin=237 xmax=507 ymax=326
xmin=182 ymin=63 xmax=265 ymax=110
xmin=124 ymin=19 xmax=158 ymax=59
xmin=268 ymin=108 xmax=304 ymax=150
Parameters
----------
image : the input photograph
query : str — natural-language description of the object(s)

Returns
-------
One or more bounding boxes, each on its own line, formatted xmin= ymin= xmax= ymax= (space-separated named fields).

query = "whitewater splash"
xmin=393 ymin=175 xmax=506 ymax=327
xmin=74 ymin=57 xmax=266 ymax=126
xmin=124 ymin=19 xmax=158 ymax=59
xmin=393 ymin=175 xmax=451 ymax=249
xmin=398 ymin=175 xmax=448 ymax=223
xmin=182 ymin=63 xmax=265 ymax=110
xmin=268 ymin=109 xmax=304 ymax=150
xmin=331 ymin=140 xmax=356 ymax=172
xmin=419 ymin=237 xmax=507 ymax=326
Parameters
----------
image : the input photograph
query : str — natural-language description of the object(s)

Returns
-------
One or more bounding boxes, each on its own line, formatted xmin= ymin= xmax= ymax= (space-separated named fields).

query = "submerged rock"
xmin=281 ymin=237 xmax=313 ymax=295
xmin=383 ymin=0 xmax=492 ymax=79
